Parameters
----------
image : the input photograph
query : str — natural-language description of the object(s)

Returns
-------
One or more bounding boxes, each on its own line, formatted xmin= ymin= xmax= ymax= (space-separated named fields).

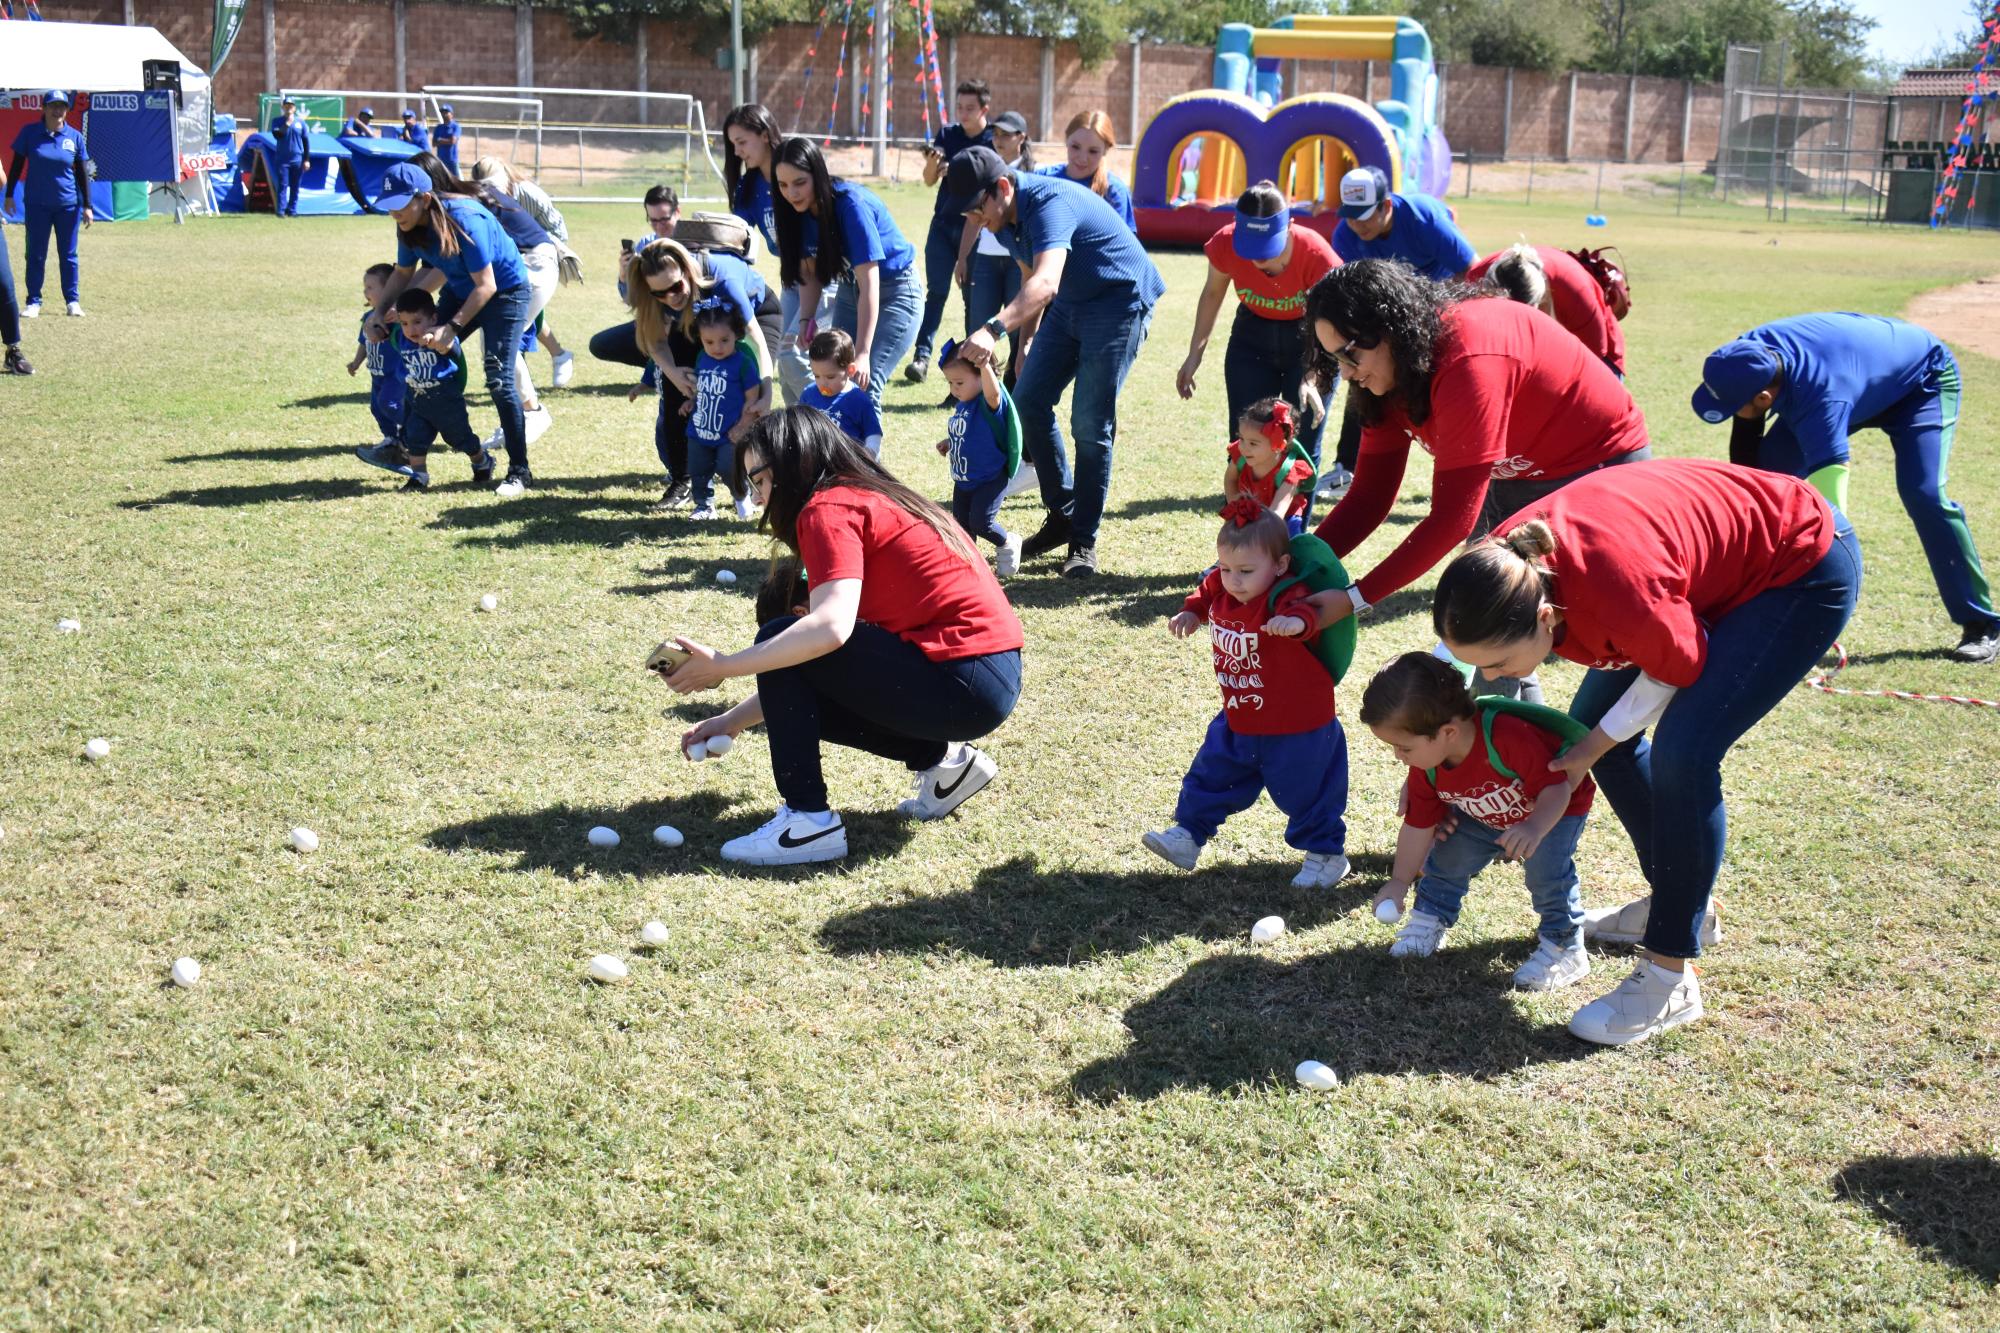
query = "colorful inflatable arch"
xmin=1133 ymin=14 xmax=1452 ymax=246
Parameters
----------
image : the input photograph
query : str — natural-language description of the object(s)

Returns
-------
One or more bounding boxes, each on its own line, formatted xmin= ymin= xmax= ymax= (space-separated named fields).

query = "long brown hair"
xmin=397 ymin=190 xmax=463 ymax=260
xmin=721 ymin=103 xmax=784 ymax=213
xmin=625 ymin=238 xmax=710 ymax=347
xmin=735 ymin=407 xmax=977 ymax=564
xmin=1432 ymin=521 xmax=1560 ymax=648
xmin=1063 ymin=110 xmax=1118 ymax=197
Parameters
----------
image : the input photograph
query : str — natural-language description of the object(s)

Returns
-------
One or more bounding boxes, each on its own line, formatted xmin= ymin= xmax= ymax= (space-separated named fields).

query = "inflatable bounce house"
xmin=217 ymin=123 xmax=425 ymax=215
xmin=1133 ymin=14 xmax=1451 ymax=246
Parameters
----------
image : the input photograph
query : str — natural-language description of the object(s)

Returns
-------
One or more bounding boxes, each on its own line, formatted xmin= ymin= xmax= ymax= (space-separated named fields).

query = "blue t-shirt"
xmin=8 ymin=121 xmax=90 ymax=210
xmin=700 ymin=250 xmax=771 ymax=325
xmin=401 ymin=121 xmax=430 ymax=150
xmin=362 ymin=311 xmax=407 ymax=387
xmin=732 ymin=170 xmax=779 ymax=253
xmin=1036 ymin=166 xmax=1137 ymax=232
xmin=798 ymin=180 xmax=915 ymax=277
xmin=690 ymin=343 xmax=763 ymax=445
xmin=931 ymin=122 xmax=995 ymax=215
xmin=397 ymin=196 xmax=527 ymax=298
xmin=433 ymin=120 xmax=460 ymax=167
xmin=799 ymin=381 xmax=883 ymax=444
xmin=397 ymin=329 xmax=469 ymax=399
xmin=267 ymin=115 xmax=311 ymax=163
xmin=475 ymin=184 xmax=552 ymax=253
xmin=341 ymin=117 xmax=372 ymax=138
xmin=948 ymin=386 xmax=1022 ymax=486
xmin=1002 ymin=171 xmax=1164 ymax=309
xmin=1741 ymin=313 xmax=1946 ymax=470
xmin=1331 ymin=191 xmax=1476 ymax=281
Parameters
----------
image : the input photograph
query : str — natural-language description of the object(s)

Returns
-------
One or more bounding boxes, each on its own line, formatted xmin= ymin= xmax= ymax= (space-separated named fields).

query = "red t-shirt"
xmin=1314 ymin=298 xmax=1650 ymax=605
xmin=795 ymin=485 xmax=1024 ymax=660
xmin=1203 ymin=223 xmax=1339 ymax=322
xmin=1226 ymin=441 xmax=1313 ymax=520
xmin=1493 ymin=459 xmax=1837 ymax=688
xmin=1466 ymin=245 xmax=1626 ymax=375
xmin=1182 ymin=571 xmax=1333 ymax=734
xmin=1404 ymin=713 xmax=1595 ymax=831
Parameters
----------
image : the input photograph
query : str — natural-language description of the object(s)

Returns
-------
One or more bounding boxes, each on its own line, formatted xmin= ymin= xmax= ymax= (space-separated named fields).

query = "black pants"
xmin=755 ymin=616 xmax=1022 ymax=813
xmin=592 ymin=294 xmax=784 ymax=483
xmin=1221 ymin=305 xmax=1325 ymax=464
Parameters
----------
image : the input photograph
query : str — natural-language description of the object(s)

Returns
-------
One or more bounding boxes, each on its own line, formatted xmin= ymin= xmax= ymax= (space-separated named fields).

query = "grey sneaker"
xmin=903 ymin=357 xmax=930 ymax=383
xmin=1061 ymin=544 xmax=1098 ymax=579
xmin=1513 ymin=937 xmax=1591 ymax=991
xmin=1568 ymin=960 xmax=1704 ymax=1046
xmin=1582 ymin=895 xmax=1721 ymax=949
xmin=1953 ymin=620 xmax=2000 ymax=663
xmin=1141 ymin=825 xmax=1200 ymax=871
xmin=1291 ymin=851 xmax=1350 ymax=889
xmin=1389 ymin=910 xmax=1448 ymax=958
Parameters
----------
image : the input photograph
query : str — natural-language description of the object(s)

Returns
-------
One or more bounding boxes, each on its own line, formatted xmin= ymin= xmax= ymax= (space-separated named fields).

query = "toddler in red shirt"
xmin=1221 ymin=396 xmax=1315 ymax=535
xmin=1142 ymin=501 xmax=1350 ymax=889
xmin=1358 ymin=651 xmax=1597 ymax=991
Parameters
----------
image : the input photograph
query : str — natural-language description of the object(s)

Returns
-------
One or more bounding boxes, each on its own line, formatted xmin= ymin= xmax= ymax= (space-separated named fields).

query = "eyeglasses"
xmin=745 ymin=462 xmax=772 ymax=487
xmin=1330 ymin=335 xmax=1378 ymax=371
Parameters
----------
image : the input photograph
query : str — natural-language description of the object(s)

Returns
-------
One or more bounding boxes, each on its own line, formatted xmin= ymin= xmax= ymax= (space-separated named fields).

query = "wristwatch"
xmin=448 ymin=317 xmax=468 ymax=336
xmin=983 ymin=315 xmax=1006 ymax=339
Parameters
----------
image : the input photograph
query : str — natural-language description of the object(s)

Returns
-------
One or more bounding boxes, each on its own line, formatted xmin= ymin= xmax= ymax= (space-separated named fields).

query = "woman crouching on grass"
xmin=657 ymin=407 xmax=1023 ymax=866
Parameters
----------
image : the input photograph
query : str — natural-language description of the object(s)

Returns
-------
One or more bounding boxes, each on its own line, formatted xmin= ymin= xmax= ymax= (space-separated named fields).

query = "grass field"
xmin=3 ymin=185 xmax=1998 ymax=1328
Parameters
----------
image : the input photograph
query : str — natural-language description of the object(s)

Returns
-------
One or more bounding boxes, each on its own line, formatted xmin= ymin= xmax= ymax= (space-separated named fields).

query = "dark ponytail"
xmin=1432 ymin=521 xmax=1559 ymax=648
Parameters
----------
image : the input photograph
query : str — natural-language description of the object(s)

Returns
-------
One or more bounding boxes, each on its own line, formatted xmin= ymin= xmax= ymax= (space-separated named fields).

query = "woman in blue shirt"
xmin=771 ymin=136 xmax=923 ymax=406
xmin=723 ymin=103 xmax=826 ymax=404
xmin=5 ymin=91 xmax=92 ymax=316
xmin=359 ymin=162 xmax=536 ymax=493
xmin=1037 ymin=110 xmax=1137 ymax=233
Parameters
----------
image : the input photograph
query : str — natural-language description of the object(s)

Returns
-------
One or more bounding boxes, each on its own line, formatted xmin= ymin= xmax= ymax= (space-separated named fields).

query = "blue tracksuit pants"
xmin=1173 ymin=712 xmax=1348 ymax=854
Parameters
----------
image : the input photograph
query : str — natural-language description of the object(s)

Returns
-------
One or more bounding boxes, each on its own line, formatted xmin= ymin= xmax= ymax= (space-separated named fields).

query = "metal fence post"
xmin=1465 ymin=152 xmax=1473 ymax=198
xmin=1594 ymin=158 xmax=1605 ymax=210
xmin=1677 ymin=158 xmax=1686 ymax=215
xmin=1526 ymin=155 xmax=1535 ymax=205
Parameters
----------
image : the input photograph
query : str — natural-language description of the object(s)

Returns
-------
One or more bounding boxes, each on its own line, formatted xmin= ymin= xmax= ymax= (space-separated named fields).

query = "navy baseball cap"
xmin=1233 ymin=207 xmax=1291 ymax=262
xmin=402 ymin=108 xmax=417 ymax=120
xmin=1691 ymin=340 xmax=1781 ymax=423
xmin=440 ymin=103 xmax=454 ymax=114
xmin=941 ymin=146 xmax=1010 ymax=217
xmin=990 ymin=110 xmax=1027 ymax=135
xmin=42 ymin=89 xmax=71 ymax=106
xmin=373 ymin=162 xmax=433 ymax=211
xmin=1338 ymin=166 xmax=1390 ymax=220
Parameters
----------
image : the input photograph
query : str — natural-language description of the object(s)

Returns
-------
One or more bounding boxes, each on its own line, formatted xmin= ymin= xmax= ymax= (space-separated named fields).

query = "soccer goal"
xmin=276 ymin=88 xmax=546 ymax=172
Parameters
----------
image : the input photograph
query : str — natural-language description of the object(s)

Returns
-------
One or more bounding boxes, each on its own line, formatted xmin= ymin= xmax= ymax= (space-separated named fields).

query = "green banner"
xmin=210 ymin=0 xmax=249 ymax=78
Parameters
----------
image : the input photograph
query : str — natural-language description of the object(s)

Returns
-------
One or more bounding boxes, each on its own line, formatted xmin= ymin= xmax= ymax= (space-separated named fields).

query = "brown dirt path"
xmin=1903 ymin=274 xmax=2000 ymax=361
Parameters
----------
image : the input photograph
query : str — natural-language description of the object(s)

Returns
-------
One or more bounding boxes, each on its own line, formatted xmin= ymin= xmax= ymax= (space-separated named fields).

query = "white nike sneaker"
xmin=1568 ymin=960 xmax=1704 ymax=1046
xmin=21 ymin=303 xmax=40 ymax=319
xmin=1582 ymin=894 xmax=1721 ymax=949
xmin=1389 ymin=910 xmax=1448 ymax=958
xmin=897 ymin=743 xmax=997 ymax=820
xmin=1291 ymin=850 xmax=1350 ymax=889
xmin=1141 ymin=825 xmax=1201 ymax=871
xmin=720 ymin=805 xmax=848 ymax=865
xmin=996 ymin=533 xmax=1023 ymax=578
xmin=551 ymin=349 xmax=575 ymax=388
xmin=1513 ymin=937 xmax=1592 ymax=991
xmin=524 ymin=404 xmax=552 ymax=444
xmin=1315 ymin=464 xmax=1353 ymax=503
xmin=66 ymin=301 xmax=84 ymax=318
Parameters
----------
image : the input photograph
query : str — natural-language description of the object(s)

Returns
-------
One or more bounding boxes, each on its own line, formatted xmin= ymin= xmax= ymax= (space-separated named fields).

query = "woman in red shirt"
xmin=1302 ymin=259 xmax=1652 ymax=699
xmin=1466 ymin=243 xmax=1625 ymax=377
xmin=1177 ymin=181 xmax=1339 ymax=478
xmin=1431 ymin=459 xmax=1861 ymax=1047
xmin=661 ymin=407 xmax=1024 ymax=865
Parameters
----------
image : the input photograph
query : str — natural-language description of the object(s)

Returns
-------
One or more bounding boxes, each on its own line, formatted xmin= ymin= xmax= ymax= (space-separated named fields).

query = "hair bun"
xmin=1505 ymin=518 xmax=1558 ymax=560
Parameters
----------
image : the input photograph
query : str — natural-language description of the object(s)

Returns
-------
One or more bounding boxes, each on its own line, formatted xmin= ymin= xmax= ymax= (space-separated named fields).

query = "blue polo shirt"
xmin=690 ymin=344 xmax=763 ymax=445
xmin=931 ymin=122 xmax=994 ymax=216
xmin=433 ymin=120 xmax=460 ymax=170
xmin=401 ymin=121 xmax=430 ymax=150
xmin=1739 ymin=313 xmax=1946 ymax=470
xmin=1036 ymin=166 xmax=1137 ymax=231
xmin=799 ymin=180 xmax=915 ymax=276
xmin=1332 ymin=191 xmax=1475 ymax=281
xmin=341 ymin=116 xmax=372 ymax=138
xmin=474 ymin=184 xmax=552 ymax=253
xmin=799 ymin=381 xmax=883 ymax=444
xmin=948 ymin=386 xmax=1022 ymax=486
xmin=732 ymin=170 xmax=779 ymax=253
xmin=397 ymin=196 xmax=526 ymax=297
xmin=1002 ymin=171 xmax=1164 ymax=309
xmin=266 ymin=115 xmax=310 ymax=163
xmin=8 ymin=121 xmax=90 ymax=210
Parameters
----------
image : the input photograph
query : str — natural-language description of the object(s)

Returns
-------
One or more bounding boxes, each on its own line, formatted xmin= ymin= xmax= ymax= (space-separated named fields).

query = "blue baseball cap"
xmin=1338 ymin=166 xmax=1390 ymax=220
xmin=1232 ymin=207 xmax=1291 ymax=262
xmin=440 ymin=103 xmax=454 ymax=114
xmin=42 ymin=89 xmax=71 ymax=106
xmin=401 ymin=108 xmax=417 ymax=120
xmin=373 ymin=162 xmax=433 ymax=212
xmin=1691 ymin=339 xmax=1780 ymax=423
xmin=358 ymin=106 xmax=375 ymax=119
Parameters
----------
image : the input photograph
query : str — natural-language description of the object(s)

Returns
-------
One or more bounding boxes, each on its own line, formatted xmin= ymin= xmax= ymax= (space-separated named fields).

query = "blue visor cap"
xmin=373 ymin=161 xmax=433 ymax=212
xmin=1690 ymin=339 xmax=1780 ymax=423
xmin=1232 ymin=208 xmax=1290 ymax=262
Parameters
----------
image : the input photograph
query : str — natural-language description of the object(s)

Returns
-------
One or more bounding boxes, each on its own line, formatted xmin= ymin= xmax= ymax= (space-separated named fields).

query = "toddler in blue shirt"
xmin=681 ymin=299 xmax=770 ymax=519
xmin=346 ymin=262 xmax=405 ymax=447
xmin=934 ymin=339 xmax=1023 ymax=576
xmin=797 ymin=328 xmax=885 ymax=456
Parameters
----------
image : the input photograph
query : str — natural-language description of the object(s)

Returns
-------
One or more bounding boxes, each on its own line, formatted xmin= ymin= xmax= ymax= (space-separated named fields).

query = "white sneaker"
xmin=482 ymin=424 xmax=505 ymax=450
xmin=734 ymin=495 xmax=758 ymax=521
xmin=1389 ymin=909 xmax=1448 ymax=958
xmin=65 ymin=301 xmax=84 ymax=318
xmin=1513 ymin=937 xmax=1592 ymax=991
xmin=996 ymin=533 xmax=1023 ymax=578
xmin=551 ymin=349 xmax=575 ymax=388
xmin=1315 ymin=464 xmax=1353 ymax=503
xmin=688 ymin=505 xmax=719 ymax=521
xmin=1568 ymin=960 xmax=1704 ymax=1046
xmin=1582 ymin=894 xmax=1721 ymax=949
xmin=720 ymin=805 xmax=848 ymax=865
xmin=1001 ymin=461 xmax=1039 ymax=499
xmin=1291 ymin=850 xmax=1350 ymax=889
xmin=523 ymin=404 xmax=552 ymax=444
xmin=22 ymin=303 xmax=40 ymax=319
xmin=897 ymin=743 xmax=997 ymax=820
xmin=1141 ymin=825 xmax=1201 ymax=871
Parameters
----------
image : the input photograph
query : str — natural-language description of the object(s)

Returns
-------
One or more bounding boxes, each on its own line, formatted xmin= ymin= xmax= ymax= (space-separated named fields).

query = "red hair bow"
xmin=1260 ymin=400 xmax=1293 ymax=450
xmin=1220 ymin=496 xmax=1266 ymax=527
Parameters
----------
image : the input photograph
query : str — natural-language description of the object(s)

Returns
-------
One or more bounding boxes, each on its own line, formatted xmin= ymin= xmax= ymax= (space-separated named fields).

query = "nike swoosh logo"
xmin=931 ymin=763 xmax=977 ymax=803
xmin=777 ymin=823 xmax=844 ymax=848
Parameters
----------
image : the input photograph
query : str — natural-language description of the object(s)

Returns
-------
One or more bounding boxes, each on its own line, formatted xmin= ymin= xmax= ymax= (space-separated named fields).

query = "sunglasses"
xmin=648 ymin=281 xmax=687 ymax=304
xmin=1330 ymin=335 xmax=1379 ymax=371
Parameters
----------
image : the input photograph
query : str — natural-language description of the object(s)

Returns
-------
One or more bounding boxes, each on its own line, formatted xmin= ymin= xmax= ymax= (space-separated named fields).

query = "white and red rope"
xmin=1806 ymin=642 xmax=2000 ymax=709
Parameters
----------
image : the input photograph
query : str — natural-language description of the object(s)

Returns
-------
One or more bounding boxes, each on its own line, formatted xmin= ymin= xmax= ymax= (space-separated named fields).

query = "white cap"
xmin=1338 ymin=166 xmax=1391 ymax=219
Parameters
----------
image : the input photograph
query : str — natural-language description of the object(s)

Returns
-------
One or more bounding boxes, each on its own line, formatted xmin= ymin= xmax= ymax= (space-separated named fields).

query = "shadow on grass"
xmin=119 ymin=478 xmax=377 ymax=509
xmin=818 ymin=852 xmax=1391 ymax=968
xmin=1070 ymin=940 xmax=1593 ymax=1099
xmin=999 ymin=569 xmax=1202 ymax=627
xmin=426 ymin=791 xmax=917 ymax=877
xmin=165 ymin=444 xmax=361 ymax=465
xmin=281 ymin=391 xmax=371 ymax=410
xmin=609 ymin=553 xmax=768 ymax=600
xmin=1832 ymin=1153 xmax=2000 ymax=1282
xmin=427 ymin=491 xmax=662 ymax=549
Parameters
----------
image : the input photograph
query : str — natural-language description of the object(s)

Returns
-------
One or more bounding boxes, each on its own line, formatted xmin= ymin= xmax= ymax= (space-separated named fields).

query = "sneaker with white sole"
xmin=1389 ymin=909 xmax=1449 ymax=958
xmin=1567 ymin=960 xmax=1704 ymax=1046
xmin=720 ymin=806 xmax=848 ymax=865
xmin=524 ymin=404 xmax=552 ymax=444
xmin=996 ymin=533 xmax=1023 ymax=578
xmin=1582 ymin=894 xmax=1721 ymax=949
xmin=1513 ymin=937 xmax=1592 ymax=991
xmin=734 ymin=495 xmax=758 ymax=521
xmin=688 ymin=505 xmax=719 ymax=521
xmin=1315 ymin=464 xmax=1353 ymax=503
xmin=22 ymin=302 xmax=40 ymax=319
xmin=897 ymin=743 xmax=997 ymax=820
xmin=1291 ymin=850 xmax=1350 ymax=889
xmin=551 ymin=349 xmax=575 ymax=388
xmin=66 ymin=301 xmax=84 ymax=318
xmin=1141 ymin=825 xmax=1201 ymax=871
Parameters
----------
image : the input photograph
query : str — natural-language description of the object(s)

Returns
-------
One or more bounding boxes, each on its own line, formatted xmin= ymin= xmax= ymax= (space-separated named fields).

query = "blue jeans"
xmin=753 ymin=617 xmax=1022 ymax=813
xmin=274 ymin=157 xmax=303 ymax=216
xmin=1013 ymin=293 xmax=1155 ymax=547
xmin=1173 ymin=713 xmax=1349 ymax=855
xmin=440 ymin=283 xmax=531 ymax=472
xmin=22 ymin=203 xmax=82 ymax=305
xmin=952 ymin=474 xmax=1009 ymax=547
xmin=777 ymin=282 xmax=837 ymax=405
xmin=833 ymin=263 xmax=923 ymax=409
xmin=1567 ymin=519 xmax=1862 ymax=958
xmin=0 ymin=221 xmax=18 ymax=346
xmin=1413 ymin=812 xmax=1589 ymax=948
xmin=400 ymin=388 xmax=483 ymax=458
xmin=1221 ymin=305 xmax=1326 ymax=469
xmin=687 ymin=433 xmax=735 ymax=510
xmin=911 ymin=212 xmax=966 ymax=361
xmin=964 ymin=249 xmax=1022 ymax=371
